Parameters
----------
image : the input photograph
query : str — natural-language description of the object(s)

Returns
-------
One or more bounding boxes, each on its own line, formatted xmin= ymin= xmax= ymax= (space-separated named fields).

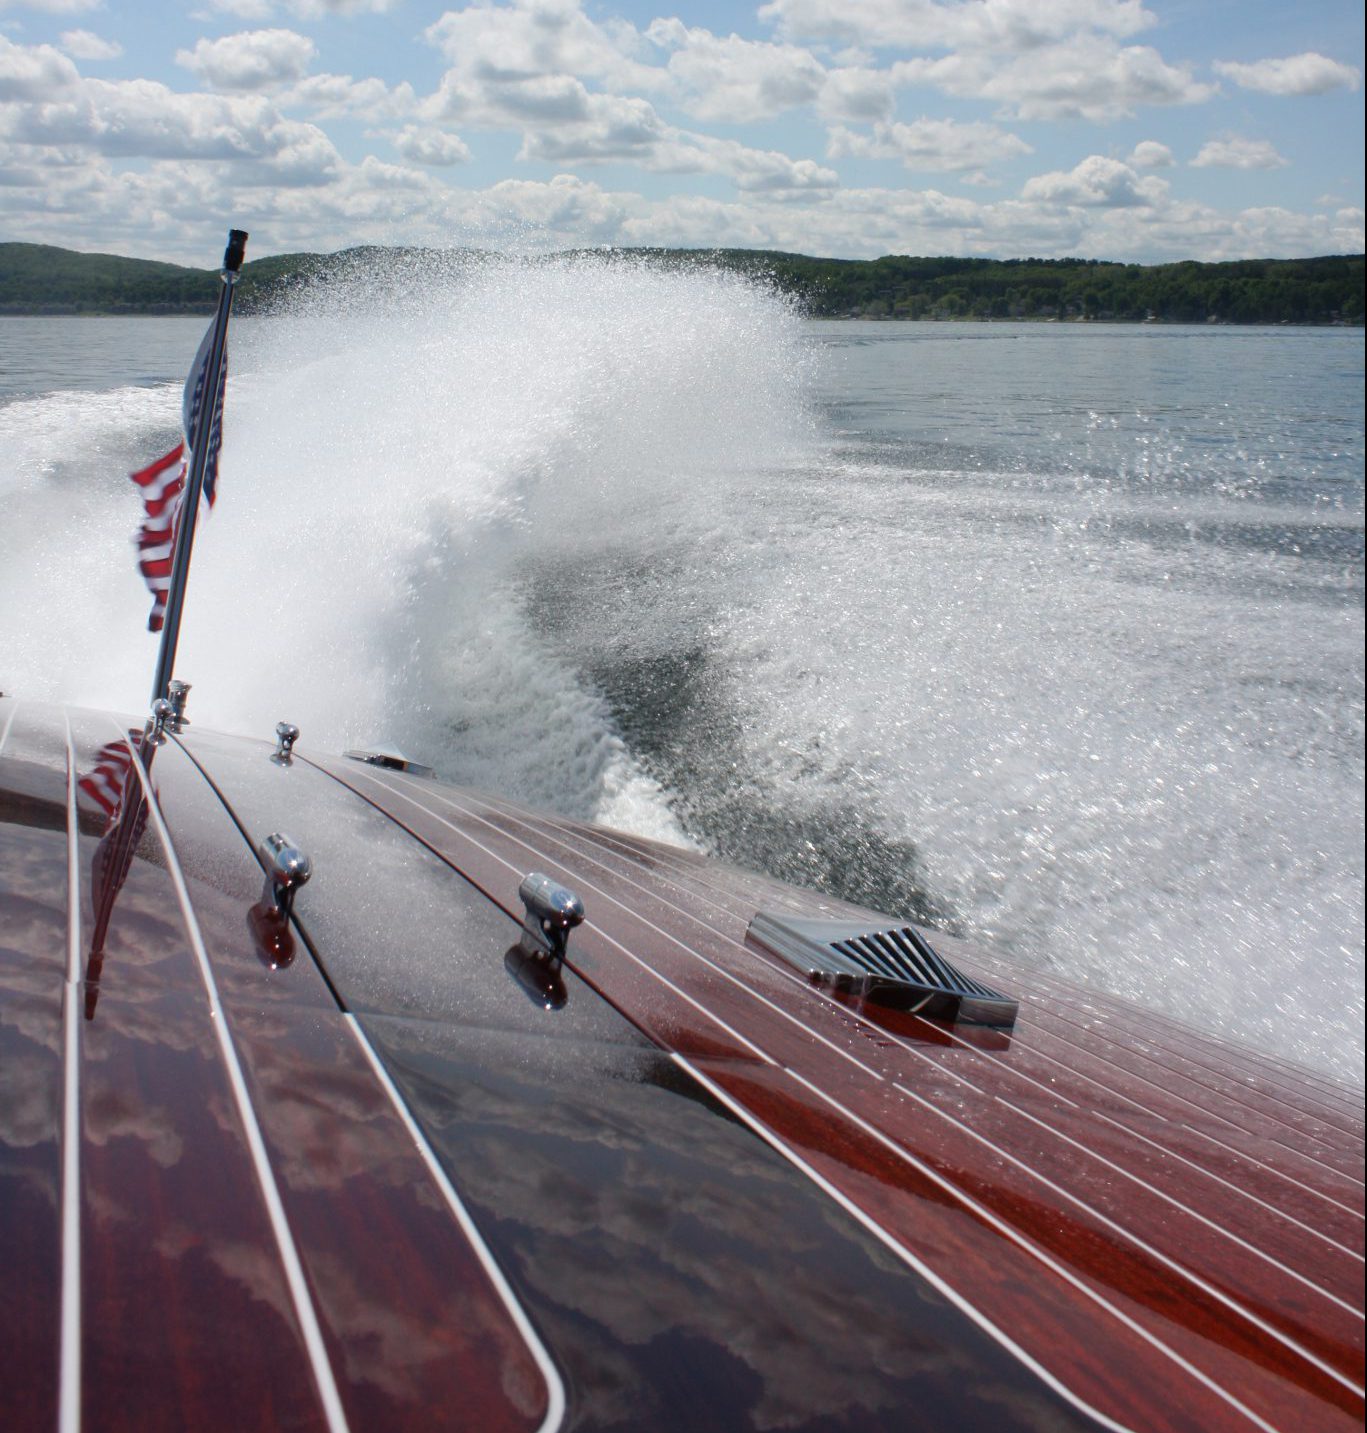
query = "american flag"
xmin=129 ymin=318 xmax=228 ymax=632
xmin=76 ymin=732 xmax=142 ymax=831
xmin=78 ymin=733 xmax=151 ymax=998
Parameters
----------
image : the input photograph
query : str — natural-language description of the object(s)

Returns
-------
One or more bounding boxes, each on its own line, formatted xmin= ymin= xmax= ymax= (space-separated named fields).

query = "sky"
xmin=0 ymin=0 xmax=1362 ymax=265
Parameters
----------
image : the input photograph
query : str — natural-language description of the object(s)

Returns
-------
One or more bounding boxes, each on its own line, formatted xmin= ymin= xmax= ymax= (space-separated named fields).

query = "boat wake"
xmin=1 ymin=256 xmax=1361 ymax=1083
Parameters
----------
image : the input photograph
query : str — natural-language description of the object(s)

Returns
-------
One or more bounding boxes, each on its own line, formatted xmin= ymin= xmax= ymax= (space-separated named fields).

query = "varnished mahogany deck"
xmin=2 ymin=696 xmax=1362 ymax=1433
xmin=307 ymin=753 xmax=1365 ymax=1433
xmin=0 ymin=702 xmax=557 ymax=1433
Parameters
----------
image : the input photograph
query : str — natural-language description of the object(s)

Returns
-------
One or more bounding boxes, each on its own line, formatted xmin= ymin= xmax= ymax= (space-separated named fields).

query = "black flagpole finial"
xmin=224 ymin=229 xmax=249 ymax=274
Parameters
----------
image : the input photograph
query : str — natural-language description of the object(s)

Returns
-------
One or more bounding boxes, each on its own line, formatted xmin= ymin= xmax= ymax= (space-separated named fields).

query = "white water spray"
xmin=2 ymin=252 xmax=812 ymax=841
xmin=2 ymin=277 xmax=1360 ymax=1083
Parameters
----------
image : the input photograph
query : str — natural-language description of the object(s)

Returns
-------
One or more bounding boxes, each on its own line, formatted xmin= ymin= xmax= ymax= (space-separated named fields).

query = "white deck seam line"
xmin=521 ymin=801 xmax=1361 ymax=1128
xmin=559 ymin=811 xmax=1361 ymax=1123
xmin=1020 ymin=994 xmax=1367 ymax=1136
xmin=1016 ymin=990 xmax=1357 ymax=1115
xmin=885 ymin=1074 xmax=1362 ymax=1393
xmin=0 ymin=700 xmax=19 ymax=757
xmin=1006 ymin=995 xmax=1365 ymax=1138
xmin=418 ymin=779 xmax=1362 ymax=1232
xmin=1012 ymin=1019 xmax=1348 ymax=1172
xmin=342 ymin=1014 xmax=566 ymax=1433
xmin=1015 ymin=1020 xmax=1364 ymax=1196
xmin=970 ymin=973 xmax=1354 ymax=1096
xmin=998 ymin=1097 xmax=1363 ymax=1318
xmin=1266 ymin=1135 xmax=1366 ymax=1189
xmin=961 ymin=971 xmax=1366 ymax=1131
xmin=674 ymin=1054 xmax=1135 ymax=1433
xmin=457 ymin=788 xmax=1354 ymax=1202
xmin=325 ymin=769 xmax=776 ymax=1064
xmin=1091 ymin=1112 xmax=1364 ymax=1263
xmin=59 ymin=715 xmax=81 ymax=1433
xmin=1187 ymin=1125 xmax=1361 ymax=1219
xmin=1022 ymin=1041 xmax=1358 ymax=1221
xmin=382 ymin=773 xmax=893 ymax=1081
xmin=353 ymin=768 xmax=1315 ymax=1418
xmin=1026 ymin=1005 xmax=1364 ymax=1152
xmin=387 ymin=771 xmax=1367 ymax=1336
xmin=114 ymin=723 xmax=350 ymax=1433
xmin=892 ymin=1046 xmax=1364 ymax=1298
xmin=785 ymin=1062 xmax=1293 ymax=1433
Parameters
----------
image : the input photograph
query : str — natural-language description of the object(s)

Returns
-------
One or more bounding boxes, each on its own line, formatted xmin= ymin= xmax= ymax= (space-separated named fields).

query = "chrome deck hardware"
xmin=507 ymin=873 xmax=585 ymax=1011
xmin=145 ymin=698 xmax=173 ymax=746
xmin=747 ymin=911 xmax=1018 ymax=1029
xmin=249 ymin=833 xmax=311 ymax=970
xmin=167 ymin=681 xmax=191 ymax=733
xmin=259 ymin=832 xmax=311 ymax=920
xmin=271 ymin=721 xmax=300 ymax=766
xmin=518 ymin=873 xmax=585 ymax=962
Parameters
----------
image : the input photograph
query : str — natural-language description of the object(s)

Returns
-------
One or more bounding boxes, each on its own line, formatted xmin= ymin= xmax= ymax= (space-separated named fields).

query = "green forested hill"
xmin=733 ymin=251 xmax=1363 ymax=323
xmin=1 ymin=240 xmax=1361 ymax=324
xmin=0 ymin=243 xmax=322 ymax=313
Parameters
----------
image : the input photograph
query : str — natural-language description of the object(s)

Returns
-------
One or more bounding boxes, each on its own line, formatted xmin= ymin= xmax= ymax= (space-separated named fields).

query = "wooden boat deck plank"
xmin=309 ymin=756 xmax=1364 ymax=1433
xmin=382 ymin=772 xmax=1365 ymax=1239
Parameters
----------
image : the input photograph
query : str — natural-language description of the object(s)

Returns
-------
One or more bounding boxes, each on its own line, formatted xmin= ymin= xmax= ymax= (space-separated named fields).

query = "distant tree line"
xmin=1 ymin=241 xmax=1362 ymax=325
xmin=0 ymin=243 xmax=320 ymax=313
xmin=694 ymin=250 xmax=1365 ymax=325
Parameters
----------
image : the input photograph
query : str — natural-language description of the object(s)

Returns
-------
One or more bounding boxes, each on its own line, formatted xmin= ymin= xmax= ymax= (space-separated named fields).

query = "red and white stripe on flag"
xmin=130 ymin=442 xmax=186 ymax=632
xmin=76 ymin=735 xmax=139 ymax=830
xmin=127 ymin=313 xmax=227 ymax=632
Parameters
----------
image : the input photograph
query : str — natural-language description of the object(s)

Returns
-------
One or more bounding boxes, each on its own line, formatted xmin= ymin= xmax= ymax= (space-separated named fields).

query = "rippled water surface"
xmin=2 ymin=269 xmax=1362 ymax=1081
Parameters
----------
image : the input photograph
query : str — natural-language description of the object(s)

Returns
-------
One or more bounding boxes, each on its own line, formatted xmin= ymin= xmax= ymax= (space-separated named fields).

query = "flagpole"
xmin=150 ymin=229 xmax=248 ymax=705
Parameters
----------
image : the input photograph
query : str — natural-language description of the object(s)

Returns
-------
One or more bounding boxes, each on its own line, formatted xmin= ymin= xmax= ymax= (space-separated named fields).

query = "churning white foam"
xmin=2 ymin=252 xmax=811 ymax=843
xmin=2 ymin=270 xmax=1360 ymax=1083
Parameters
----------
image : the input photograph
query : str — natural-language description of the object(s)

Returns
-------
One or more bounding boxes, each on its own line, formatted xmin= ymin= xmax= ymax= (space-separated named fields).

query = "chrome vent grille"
xmin=746 ymin=911 xmax=1017 ymax=1029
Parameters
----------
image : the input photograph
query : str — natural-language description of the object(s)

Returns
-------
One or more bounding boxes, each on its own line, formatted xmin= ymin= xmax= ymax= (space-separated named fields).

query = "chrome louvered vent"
xmin=343 ymin=746 xmax=435 ymax=778
xmin=746 ymin=912 xmax=1017 ymax=1029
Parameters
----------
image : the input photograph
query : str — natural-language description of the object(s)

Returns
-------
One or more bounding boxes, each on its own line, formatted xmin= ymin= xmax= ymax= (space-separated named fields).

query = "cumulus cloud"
xmin=290 ymin=0 xmax=407 ymax=14
xmin=505 ymin=88 xmax=838 ymax=195
xmin=1022 ymin=153 xmax=1168 ymax=206
xmin=287 ymin=72 xmax=414 ymax=120
xmin=1213 ymin=52 xmax=1360 ymax=97
xmin=424 ymin=0 xmax=660 ymax=96
xmin=0 ymin=35 xmax=81 ymax=99
xmin=515 ymin=89 xmax=664 ymax=162
xmin=645 ymin=19 xmax=825 ymax=123
xmin=892 ymin=37 xmax=1215 ymax=120
xmin=202 ymin=0 xmax=401 ymax=13
xmin=59 ymin=30 xmax=122 ymax=61
xmin=1191 ymin=137 xmax=1288 ymax=170
xmin=391 ymin=125 xmax=471 ymax=166
xmin=1332 ymin=208 xmax=1365 ymax=250
xmin=202 ymin=0 xmax=275 ymax=15
xmin=0 ymin=0 xmax=101 ymax=12
xmin=1127 ymin=139 xmax=1173 ymax=167
xmin=815 ymin=66 xmax=895 ymax=122
xmin=759 ymin=0 xmax=1156 ymax=50
xmin=482 ymin=172 xmax=631 ymax=242
xmin=827 ymin=116 xmax=1031 ymax=172
xmin=1 ymin=68 xmax=341 ymax=184
xmin=177 ymin=29 xmax=316 ymax=92
xmin=683 ymin=135 xmax=839 ymax=192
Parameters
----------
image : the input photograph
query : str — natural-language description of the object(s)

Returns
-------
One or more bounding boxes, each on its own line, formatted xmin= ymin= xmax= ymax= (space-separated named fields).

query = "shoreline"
xmin=1 ymin=307 xmax=1359 ymax=328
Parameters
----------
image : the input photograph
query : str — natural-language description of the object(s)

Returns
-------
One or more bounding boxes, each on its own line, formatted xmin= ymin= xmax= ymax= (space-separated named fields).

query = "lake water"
xmin=1 ymin=264 xmax=1362 ymax=1083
